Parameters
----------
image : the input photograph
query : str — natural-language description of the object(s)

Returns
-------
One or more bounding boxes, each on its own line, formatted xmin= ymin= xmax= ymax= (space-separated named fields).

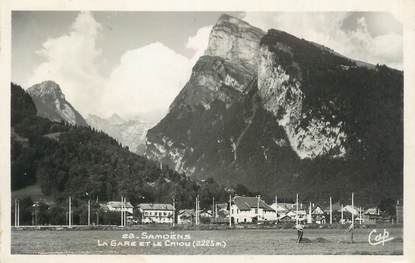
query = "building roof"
xmin=270 ymin=203 xmax=288 ymax=212
xmin=233 ymin=196 xmax=274 ymax=211
xmin=178 ymin=209 xmax=195 ymax=217
xmin=364 ymin=207 xmax=379 ymax=215
xmin=106 ymin=201 xmax=134 ymax=209
xmin=137 ymin=203 xmax=174 ymax=210
xmin=340 ymin=205 xmax=359 ymax=215
xmin=312 ymin=206 xmax=325 ymax=215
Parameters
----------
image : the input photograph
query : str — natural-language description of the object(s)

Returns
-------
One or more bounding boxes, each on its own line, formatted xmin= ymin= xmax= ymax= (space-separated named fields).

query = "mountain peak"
xmin=26 ymin=81 xmax=87 ymax=126
xmin=108 ymin=113 xmax=124 ymax=123
xmin=205 ymin=14 xmax=265 ymax=70
xmin=216 ymin=14 xmax=253 ymax=28
xmin=27 ymin=80 xmax=65 ymax=100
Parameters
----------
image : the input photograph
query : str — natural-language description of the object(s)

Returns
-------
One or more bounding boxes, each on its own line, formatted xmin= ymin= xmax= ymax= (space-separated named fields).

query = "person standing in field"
xmin=346 ymin=222 xmax=354 ymax=243
xmin=295 ymin=223 xmax=304 ymax=243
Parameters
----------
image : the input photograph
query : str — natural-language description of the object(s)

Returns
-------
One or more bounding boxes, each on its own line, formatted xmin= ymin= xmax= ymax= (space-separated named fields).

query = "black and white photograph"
xmin=1 ymin=1 xmax=414 ymax=259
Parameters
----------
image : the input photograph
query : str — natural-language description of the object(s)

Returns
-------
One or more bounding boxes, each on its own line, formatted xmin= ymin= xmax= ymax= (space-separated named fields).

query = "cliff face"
xmin=27 ymin=81 xmax=87 ymax=126
xmin=205 ymin=14 xmax=265 ymax=71
xmin=146 ymin=15 xmax=403 ymax=202
xmin=257 ymin=36 xmax=347 ymax=159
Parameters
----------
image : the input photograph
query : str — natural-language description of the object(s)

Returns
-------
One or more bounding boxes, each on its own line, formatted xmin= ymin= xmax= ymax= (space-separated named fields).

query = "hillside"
xmin=145 ymin=15 xmax=403 ymax=205
xmin=11 ymin=83 xmax=228 ymax=211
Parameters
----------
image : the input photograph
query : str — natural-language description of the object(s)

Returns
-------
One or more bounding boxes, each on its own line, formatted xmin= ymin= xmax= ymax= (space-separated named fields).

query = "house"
xmin=137 ymin=203 xmax=174 ymax=224
xmin=363 ymin=207 xmax=382 ymax=224
xmin=340 ymin=205 xmax=359 ymax=216
xmin=103 ymin=201 xmax=134 ymax=214
xmin=270 ymin=203 xmax=289 ymax=216
xmin=230 ymin=196 xmax=277 ymax=224
xmin=311 ymin=206 xmax=325 ymax=224
xmin=278 ymin=214 xmax=293 ymax=222
xmin=177 ymin=209 xmax=195 ymax=224
xmin=200 ymin=209 xmax=213 ymax=219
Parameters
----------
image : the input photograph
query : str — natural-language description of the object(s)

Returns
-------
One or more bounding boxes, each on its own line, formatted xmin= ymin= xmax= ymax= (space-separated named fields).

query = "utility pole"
xmin=257 ymin=195 xmax=260 ymax=224
xmin=296 ymin=193 xmax=299 ymax=225
xmin=195 ymin=195 xmax=198 ymax=225
xmin=17 ymin=199 xmax=20 ymax=227
xmin=352 ymin=193 xmax=355 ymax=225
xmin=359 ymin=207 xmax=362 ymax=224
xmin=212 ymin=196 xmax=215 ymax=220
xmin=308 ymin=201 xmax=312 ymax=224
xmin=341 ymin=204 xmax=344 ymax=224
xmin=172 ymin=197 xmax=176 ymax=227
xmin=69 ymin=196 xmax=72 ymax=228
xmin=396 ymin=200 xmax=399 ymax=224
xmin=275 ymin=194 xmax=278 ymax=223
xmin=330 ymin=196 xmax=333 ymax=225
xmin=229 ymin=194 xmax=232 ymax=228
xmin=14 ymin=199 xmax=17 ymax=226
xmin=124 ymin=197 xmax=127 ymax=227
xmin=88 ymin=199 xmax=91 ymax=226
xmin=121 ymin=196 xmax=124 ymax=227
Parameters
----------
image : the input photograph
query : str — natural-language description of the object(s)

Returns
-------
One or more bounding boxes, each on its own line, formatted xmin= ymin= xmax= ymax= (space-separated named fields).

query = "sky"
xmin=12 ymin=11 xmax=402 ymax=120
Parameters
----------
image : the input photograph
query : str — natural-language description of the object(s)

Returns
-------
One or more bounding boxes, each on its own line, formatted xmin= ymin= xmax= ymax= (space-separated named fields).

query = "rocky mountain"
xmin=12 ymin=83 xmax=228 ymax=218
xmin=86 ymin=113 xmax=154 ymax=155
xmin=27 ymin=80 xmax=87 ymax=126
xmin=146 ymin=14 xmax=403 ymax=204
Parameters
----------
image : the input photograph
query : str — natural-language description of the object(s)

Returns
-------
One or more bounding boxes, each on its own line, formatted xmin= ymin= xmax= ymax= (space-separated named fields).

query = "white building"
xmin=230 ymin=196 xmax=277 ymax=224
xmin=104 ymin=201 xmax=134 ymax=214
xmin=137 ymin=203 xmax=174 ymax=224
xmin=270 ymin=203 xmax=289 ymax=215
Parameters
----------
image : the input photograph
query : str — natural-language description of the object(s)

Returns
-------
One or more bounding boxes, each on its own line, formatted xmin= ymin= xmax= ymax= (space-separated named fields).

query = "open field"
xmin=11 ymin=227 xmax=403 ymax=255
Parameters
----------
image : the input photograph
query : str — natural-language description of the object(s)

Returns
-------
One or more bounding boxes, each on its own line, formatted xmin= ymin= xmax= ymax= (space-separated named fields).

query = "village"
xmin=61 ymin=194 xmax=402 ymax=228
xmin=12 ymin=192 xmax=403 ymax=229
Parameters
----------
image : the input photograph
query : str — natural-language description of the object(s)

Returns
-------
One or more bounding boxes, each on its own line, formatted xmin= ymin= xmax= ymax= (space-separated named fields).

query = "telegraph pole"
xmin=68 ymin=196 xmax=72 ymax=228
xmin=229 ymin=194 xmax=232 ymax=227
xmin=212 ymin=196 xmax=215 ymax=220
xmin=172 ymin=197 xmax=176 ymax=227
xmin=296 ymin=193 xmax=299 ymax=225
xmin=17 ymin=199 xmax=20 ymax=227
xmin=14 ymin=199 xmax=17 ymax=226
xmin=341 ymin=203 xmax=344 ymax=224
xmin=121 ymin=196 xmax=124 ymax=227
xmin=329 ymin=196 xmax=332 ymax=224
xmin=352 ymin=193 xmax=355 ymax=225
xmin=124 ymin=197 xmax=127 ymax=227
xmin=275 ymin=194 xmax=278 ymax=223
xmin=88 ymin=199 xmax=91 ymax=226
xmin=257 ymin=195 xmax=260 ymax=224
xmin=195 ymin=195 xmax=199 ymax=225
xmin=308 ymin=201 xmax=312 ymax=224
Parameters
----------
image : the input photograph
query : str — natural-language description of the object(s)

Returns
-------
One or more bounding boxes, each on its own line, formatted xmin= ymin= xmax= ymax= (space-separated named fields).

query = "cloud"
xmin=28 ymin=12 xmax=105 ymax=115
xmin=27 ymin=12 xmax=214 ymax=120
xmin=102 ymin=42 xmax=192 ymax=117
xmin=101 ymin=25 xmax=213 ymax=118
xmin=186 ymin=25 xmax=213 ymax=64
xmin=244 ymin=12 xmax=402 ymax=69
